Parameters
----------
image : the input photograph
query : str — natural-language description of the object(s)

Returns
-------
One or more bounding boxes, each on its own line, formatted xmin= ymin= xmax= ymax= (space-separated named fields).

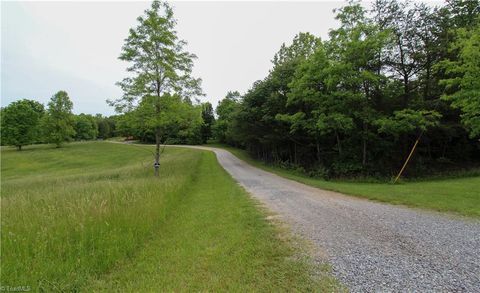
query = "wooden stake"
xmin=393 ymin=133 xmax=423 ymax=184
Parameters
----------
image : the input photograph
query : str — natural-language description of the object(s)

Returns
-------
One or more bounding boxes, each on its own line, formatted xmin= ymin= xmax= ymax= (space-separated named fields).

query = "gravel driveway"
xmin=175 ymin=146 xmax=480 ymax=292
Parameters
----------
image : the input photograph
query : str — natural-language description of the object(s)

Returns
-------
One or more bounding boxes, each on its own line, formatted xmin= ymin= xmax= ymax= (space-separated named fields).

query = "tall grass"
xmin=1 ymin=142 xmax=340 ymax=291
xmin=87 ymin=150 xmax=341 ymax=292
xmin=1 ymin=142 xmax=201 ymax=291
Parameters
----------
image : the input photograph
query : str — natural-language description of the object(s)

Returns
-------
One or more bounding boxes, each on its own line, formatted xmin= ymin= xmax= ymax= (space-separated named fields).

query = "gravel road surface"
xmin=175 ymin=146 xmax=480 ymax=292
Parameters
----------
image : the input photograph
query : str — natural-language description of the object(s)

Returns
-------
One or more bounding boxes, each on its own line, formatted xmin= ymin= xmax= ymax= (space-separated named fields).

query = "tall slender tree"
xmin=201 ymin=102 xmax=215 ymax=143
xmin=110 ymin=0 xmax=202 ymax=176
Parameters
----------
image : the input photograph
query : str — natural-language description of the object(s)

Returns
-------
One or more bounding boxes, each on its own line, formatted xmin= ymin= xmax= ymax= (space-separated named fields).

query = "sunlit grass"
xmin=1 ymin=142 xmax=340 ymax=291
xmin=1 ymin=142 xmax=199 ymax=291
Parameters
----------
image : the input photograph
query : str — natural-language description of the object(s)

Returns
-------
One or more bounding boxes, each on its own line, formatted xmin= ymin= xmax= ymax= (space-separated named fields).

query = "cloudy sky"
xmin=2 ymin=1 xmax=348 ymax=115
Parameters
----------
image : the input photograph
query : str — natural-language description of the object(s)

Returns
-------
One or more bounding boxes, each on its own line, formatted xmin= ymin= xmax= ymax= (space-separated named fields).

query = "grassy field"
xmin=1 ymin=142 xmax=340 ymax=291
xmin=209 ymin=144 xmax=480 ymax=218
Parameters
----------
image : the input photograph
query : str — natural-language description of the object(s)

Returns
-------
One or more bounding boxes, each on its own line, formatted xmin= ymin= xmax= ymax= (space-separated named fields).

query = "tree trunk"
xmin=154 ymin=95 xmax=161 ymax=177
xmin=362 ymin=139 xmax=367 ymax=167
xmin=424 ymin=59 xmax=431 ymax=101
xmin=154 ymin=126 xmax=160 ymax=177
xmin=289 ymin=143 xmax=293 ymax=163
xmin=362 ymin=124 xmax=368 ymax=166
xmin=294 ymin=142 xmax=298 ymax=165
xmin=403 ymin=74 xmax=409 ymax=108
xmin=335 ymin=130 xmax=342 ymax=156
xmin=17 ymin=145 xmax=22 ymax=151
xmin=316 ymin=139 xmax=321 ymax=163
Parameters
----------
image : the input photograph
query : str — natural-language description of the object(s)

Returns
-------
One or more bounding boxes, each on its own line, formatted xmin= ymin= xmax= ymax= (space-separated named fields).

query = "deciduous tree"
xmin=74 ymin=114 xmax=98 ymax=140
xmin=439 ymin=21 xmax=480 ymax=137
xmin=201 ymin=102 xmax=215 ymax=143
xmin=42 ymin=91 xmax=76 ymax=147
xmin=110 ymin=0 xmax=202 ymax=176
xmin=1 ymin=99 xmax=44 ymax=150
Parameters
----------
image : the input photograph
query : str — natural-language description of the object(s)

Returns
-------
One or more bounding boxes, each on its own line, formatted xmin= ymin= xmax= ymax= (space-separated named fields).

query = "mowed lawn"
xmin=212 ymin=145 xmax=480 ymax=218
xmin=1 ymin=142 xmax=340 ymax=291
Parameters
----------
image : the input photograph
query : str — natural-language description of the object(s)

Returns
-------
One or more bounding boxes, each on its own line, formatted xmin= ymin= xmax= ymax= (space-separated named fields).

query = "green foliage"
xmin=272 ymin=32 xmax=321 ymax=67
xmin=114 ymin=112 xmax=139 ymax=139
xmin=376 ymin=109 xmax=442 ymax=137
xmin=110 ymin=1 xmax=202 ymax=111
xmin=216 ymin=0 xmax=480 ymax=178
xmin=200 ymin=102 xmax=215 ymax=143
xmin=110 ymin=0 xmax=203 ymax=155
xmin=215 ymin=33 xmax=322 ymax=153
xmin=74 ymin=113 xmax=98 ymax=140
xmin=315 ymin=113 xmax=355 ymax=146
xmin=439 ymin=21 xmax=480 ymax=137
xmin=212 ymin=91 xmax=240 ymax=144
xmin=119 ymin=94 xmax=203 ymax=144
xmin=41 ymin=91 xmax=76 ymax=147
xmin=0 ymin=99 xmax=44 ymax=150
xmin=1 ymin=96 xmax=116 ymax=147
xmin=95 ymin=114 xmax=116 ymax=139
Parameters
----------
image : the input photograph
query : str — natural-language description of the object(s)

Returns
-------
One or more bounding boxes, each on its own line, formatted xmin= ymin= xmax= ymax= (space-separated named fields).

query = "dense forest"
xmin=213 ymin=0 xmax=480 ymax=178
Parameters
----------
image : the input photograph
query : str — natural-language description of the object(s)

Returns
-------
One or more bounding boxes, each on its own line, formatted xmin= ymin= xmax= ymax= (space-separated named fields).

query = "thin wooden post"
xmin=393 ymin=133 xmax=423 ymax=184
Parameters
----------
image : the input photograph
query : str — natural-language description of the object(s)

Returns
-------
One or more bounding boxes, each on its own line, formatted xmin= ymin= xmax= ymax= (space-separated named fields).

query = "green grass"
xmin=208 ymin=144 xmax=480 ymax=218
xmin=1 ymin=142 xmax=340 ymax=291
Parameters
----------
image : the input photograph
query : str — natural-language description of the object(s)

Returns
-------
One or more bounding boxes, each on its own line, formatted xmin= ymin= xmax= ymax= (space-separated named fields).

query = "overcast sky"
xmin=2 ymin=1 xmax=349 ymax=115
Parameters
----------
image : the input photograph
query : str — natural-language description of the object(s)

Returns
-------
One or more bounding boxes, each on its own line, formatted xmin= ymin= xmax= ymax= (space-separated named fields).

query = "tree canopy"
xmin=1 ymin=99 xmax=44 ymax=150
xmin=42 ymin=91 xmax=76 ymax=147
xmin=214 ymin=0 xmax=480 ymax=178
xmin=439 ymin=20 xmax=480 ymax=138
xmin=74 ymin=114 xmax=98 ymax=140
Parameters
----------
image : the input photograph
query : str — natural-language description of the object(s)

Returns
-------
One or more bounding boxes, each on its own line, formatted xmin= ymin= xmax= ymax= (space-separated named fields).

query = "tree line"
xmin=113 ymin=97 xmax=214 ymax=145
xmin=1 ymin=89 xmax=215 ymax=150
xmin=213 ymin=0 xmax=480 ymax=178
xmin=1 ymin=91 xmax=118 ymax=149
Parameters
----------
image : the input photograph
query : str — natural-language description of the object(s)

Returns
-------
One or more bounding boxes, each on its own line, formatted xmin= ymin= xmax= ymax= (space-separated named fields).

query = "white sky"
xmin=2 ymin=1 xmax=348 ymax=115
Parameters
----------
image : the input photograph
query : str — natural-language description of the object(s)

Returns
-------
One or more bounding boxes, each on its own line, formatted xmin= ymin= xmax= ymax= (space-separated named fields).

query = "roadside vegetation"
xmin=211 ymin=0 xmax=480 ymax=179
xmin=211 ymin=144 xmax=480 ymax=218
xmin=1 ymin=142 xmax=340 ymax=291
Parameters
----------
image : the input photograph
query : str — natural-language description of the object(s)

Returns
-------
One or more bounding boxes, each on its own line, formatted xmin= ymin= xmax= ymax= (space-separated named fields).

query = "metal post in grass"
xmin=154 ymin=161 xmax=160 ymax=177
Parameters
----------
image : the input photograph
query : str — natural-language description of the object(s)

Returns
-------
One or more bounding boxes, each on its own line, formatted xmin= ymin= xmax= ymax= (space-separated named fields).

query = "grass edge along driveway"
xmin=87 ymin=149 xmax=343 ymax=291
xmin=208 ymin=143 xmax=480 ymax=218
xmin=1 ymin=142 xmax=343 ymax=292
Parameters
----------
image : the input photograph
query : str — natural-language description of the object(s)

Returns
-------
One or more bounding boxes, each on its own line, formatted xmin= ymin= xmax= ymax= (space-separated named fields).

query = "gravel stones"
xmin=206 ymin=147 xmax=480 ymax=293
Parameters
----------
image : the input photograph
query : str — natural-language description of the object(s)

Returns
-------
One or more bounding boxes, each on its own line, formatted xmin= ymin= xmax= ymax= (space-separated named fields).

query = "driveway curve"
xmin=172 ymin=145 xmax=480 ymax=292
